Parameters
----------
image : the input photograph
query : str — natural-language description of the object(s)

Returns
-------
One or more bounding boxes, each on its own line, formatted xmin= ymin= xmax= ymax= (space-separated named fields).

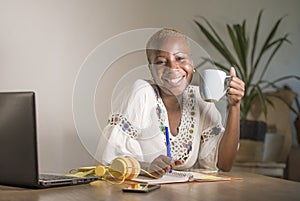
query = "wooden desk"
xmin=0 ymin=172 xmax=299 ymax=201
xmin=232 ymin=162 xmax=286 ymax=178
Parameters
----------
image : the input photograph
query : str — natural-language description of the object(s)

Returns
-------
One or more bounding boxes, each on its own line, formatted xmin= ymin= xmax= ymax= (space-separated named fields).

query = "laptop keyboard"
xmin=39 ymin=174 xmax=74 ymax=181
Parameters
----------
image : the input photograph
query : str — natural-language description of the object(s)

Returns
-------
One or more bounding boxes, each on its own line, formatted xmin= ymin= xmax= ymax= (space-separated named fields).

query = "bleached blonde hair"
xmin=146 ymin=28 xmax=191 ymax=64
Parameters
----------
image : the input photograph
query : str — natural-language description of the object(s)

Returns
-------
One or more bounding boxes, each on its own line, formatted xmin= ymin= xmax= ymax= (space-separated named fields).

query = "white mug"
xmin=200 ymin=69 xmax=231 ymax=102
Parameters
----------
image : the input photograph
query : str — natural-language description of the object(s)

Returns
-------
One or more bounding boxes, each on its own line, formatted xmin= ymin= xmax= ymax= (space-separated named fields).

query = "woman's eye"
xmin=154 ymin=60 xmax=166 ymax=65
xmin=176 ymin=56 xmax=186 ymax=62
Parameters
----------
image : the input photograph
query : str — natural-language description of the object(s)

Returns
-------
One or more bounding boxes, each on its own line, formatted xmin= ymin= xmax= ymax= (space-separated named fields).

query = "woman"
xmin=96 ymin=28 xmax=245 ymax=177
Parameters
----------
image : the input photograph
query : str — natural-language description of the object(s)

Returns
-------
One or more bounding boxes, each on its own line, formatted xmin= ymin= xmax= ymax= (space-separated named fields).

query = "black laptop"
xmin=0 ymin=91 xmax=98 ymax=188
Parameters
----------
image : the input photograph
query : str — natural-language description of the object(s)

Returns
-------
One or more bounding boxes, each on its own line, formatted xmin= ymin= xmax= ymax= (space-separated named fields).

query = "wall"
xmin=0 ymin=0 xmax=299 ymax=173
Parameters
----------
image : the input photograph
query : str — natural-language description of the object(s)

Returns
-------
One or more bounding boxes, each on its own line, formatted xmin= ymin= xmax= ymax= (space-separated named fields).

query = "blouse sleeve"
xmin=97 ymin=122 xmax=144 ymax=165
xmin=95 ymin=79 xmax=156 ymax=165
xmin=197 ymin=101 xmax=225 ymax=170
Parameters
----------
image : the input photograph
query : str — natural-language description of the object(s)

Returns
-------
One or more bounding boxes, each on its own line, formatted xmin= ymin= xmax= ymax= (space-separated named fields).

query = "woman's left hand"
xmin=227 ymin=67 xmax=245 ymax=106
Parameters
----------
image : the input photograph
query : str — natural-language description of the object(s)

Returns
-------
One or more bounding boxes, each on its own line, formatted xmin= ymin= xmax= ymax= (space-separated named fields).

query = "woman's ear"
xmin=148 ymin=63 xmax=153 ymax=75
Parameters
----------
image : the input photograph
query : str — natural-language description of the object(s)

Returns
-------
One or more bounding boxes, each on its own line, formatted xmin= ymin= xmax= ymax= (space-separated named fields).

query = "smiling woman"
xmin=146 ymin=29 xmax=195 ymax=135
xmin=95 ymin=28 xmax=245 ymax=178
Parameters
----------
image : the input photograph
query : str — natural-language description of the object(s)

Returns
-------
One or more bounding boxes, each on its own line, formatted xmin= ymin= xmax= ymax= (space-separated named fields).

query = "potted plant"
xmin=193 ymin=10 xmax=300 ymax=139
xmin=193 ymin=10 xmax=300 ymax=162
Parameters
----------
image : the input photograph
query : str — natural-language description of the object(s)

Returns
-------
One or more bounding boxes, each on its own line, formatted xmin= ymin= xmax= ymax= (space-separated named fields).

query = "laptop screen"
xmin=0 ymin=92 xmax=39 ymax=187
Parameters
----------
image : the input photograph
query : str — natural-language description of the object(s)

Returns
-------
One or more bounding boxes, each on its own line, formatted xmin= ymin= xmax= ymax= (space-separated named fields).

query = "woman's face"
xmin=149 ymin=37 xmax=194 ymax=96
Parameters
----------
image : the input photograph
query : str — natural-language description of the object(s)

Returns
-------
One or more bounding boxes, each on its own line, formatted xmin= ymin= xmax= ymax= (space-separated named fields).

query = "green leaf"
xmin=251 ymin=10 xmax=263 ymax=68
xmin=255 ymin=86 xmax=268 ymax=118
xmin=268 ymin=94 xmax=300 ymax=117
xmin=270 ymin=75 xmax=300 ymax=85
xmin=196 ymin=57 xmax=230 ymax=74
xmin=198 ymin=17 xmax=228 ymax=49
xmin=253 ymin=16 xmax=285 ymax=72
xmin=193 ymin=19 xmax=239 ymax=67
xmin=249 ymin=16 xmax=287 ymax=88
xmin=258 ymin=80 xmax=281 ymax=90
xmin=227 ymin=25 xmax=241 ymax=64
xmin=265 ymin=97 xmax=275 ymax=109
xmin=233 ymin=23 xmax=248 ymax=77
xmin=265 ymin=34 xmax=290 ymax=49
xmin=211 ymin=61 xmax=230 ymax=73
xmin=259 ymin=37 xmax=289 ymax=80
xmin=227 ymin=25 xmax=246 ymax=80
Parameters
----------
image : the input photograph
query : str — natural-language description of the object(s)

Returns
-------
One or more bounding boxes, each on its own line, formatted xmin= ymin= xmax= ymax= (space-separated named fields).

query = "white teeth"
xmin=169 ymin=77 xmax=182 ymax=84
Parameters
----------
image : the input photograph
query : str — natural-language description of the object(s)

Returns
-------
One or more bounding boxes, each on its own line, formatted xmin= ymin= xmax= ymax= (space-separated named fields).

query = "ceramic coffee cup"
xmin=200 ymin=69 xmax=231 ymax=102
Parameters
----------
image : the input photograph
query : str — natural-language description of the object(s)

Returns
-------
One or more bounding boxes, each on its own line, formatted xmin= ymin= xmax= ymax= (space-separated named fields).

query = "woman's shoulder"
xmin=118 ymin=79 xmax=157 ymax=103
xmin=131 ymin=79 xmax=156 ymax=93
xmin=132 ymin=79 xmax=152 ymax=87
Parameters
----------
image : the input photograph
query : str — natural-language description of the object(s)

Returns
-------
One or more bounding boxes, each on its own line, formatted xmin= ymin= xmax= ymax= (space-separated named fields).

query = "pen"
xmin=165 ymin=126 xmax=172 ymax=173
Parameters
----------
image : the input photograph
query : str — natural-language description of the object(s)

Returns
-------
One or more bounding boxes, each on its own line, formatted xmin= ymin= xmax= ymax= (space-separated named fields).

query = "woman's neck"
xmin=159 ymin=90 xmax=182 ymax=112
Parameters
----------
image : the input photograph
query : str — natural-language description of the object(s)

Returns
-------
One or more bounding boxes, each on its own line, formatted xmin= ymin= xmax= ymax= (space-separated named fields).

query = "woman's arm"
xmin=217 ymin=67 xmax=245 ymax=171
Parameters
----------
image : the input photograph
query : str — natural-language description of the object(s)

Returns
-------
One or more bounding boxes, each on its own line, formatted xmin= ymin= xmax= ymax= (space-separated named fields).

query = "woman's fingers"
xmin=150 ymin=164 xmax=166 ymax=177
xmin=228 ymin=67 xmax=245 ymax=105
xmin=230 ymin=77 xmax=244 ymax=89
xmin=230 ymin=66 xmax=236 ymax=77
xmin=175 ymin=159 xmax=184 ymax=166
xmin=149 ymin=155 xmax=181 ymax=177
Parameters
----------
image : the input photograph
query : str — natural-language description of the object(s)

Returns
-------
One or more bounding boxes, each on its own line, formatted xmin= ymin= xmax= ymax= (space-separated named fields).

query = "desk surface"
xmin=0 ymin=171 xmax=299 ymax=201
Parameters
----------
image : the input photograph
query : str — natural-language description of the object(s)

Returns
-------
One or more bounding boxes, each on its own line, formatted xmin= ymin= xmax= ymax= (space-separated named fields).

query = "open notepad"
xmin=132 ymin=170 xmax=231 ymax=185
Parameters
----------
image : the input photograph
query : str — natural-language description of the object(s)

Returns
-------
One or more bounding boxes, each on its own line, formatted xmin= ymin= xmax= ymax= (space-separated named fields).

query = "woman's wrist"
xmin=228 ymin=102 xmax=240 ymax=111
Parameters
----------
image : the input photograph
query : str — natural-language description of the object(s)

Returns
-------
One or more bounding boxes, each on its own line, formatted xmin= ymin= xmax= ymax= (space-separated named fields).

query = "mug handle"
xmin=223 ymin=75 xmax=232 ymax=96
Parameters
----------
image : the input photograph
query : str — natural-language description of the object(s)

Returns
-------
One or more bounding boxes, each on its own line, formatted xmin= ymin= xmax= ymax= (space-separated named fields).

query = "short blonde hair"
xmin=146 ymin=28 xmax=191 ymax=64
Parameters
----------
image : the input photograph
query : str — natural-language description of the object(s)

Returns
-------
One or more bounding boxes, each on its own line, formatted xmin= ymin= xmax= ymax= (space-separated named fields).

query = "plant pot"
xmin=240 ymin=120 xmax=267 ymax=141
xmin=236 ymin=120 xmax=267 ymax=162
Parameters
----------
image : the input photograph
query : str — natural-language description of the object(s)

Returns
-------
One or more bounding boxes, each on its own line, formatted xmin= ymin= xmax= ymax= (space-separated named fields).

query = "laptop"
xmin=0 ymin=91 xmax=98 ymax=188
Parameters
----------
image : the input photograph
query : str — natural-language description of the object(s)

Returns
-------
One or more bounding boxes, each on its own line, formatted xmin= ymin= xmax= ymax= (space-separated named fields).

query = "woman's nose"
xmin=169 ymin=59 xmax=178 ymax=69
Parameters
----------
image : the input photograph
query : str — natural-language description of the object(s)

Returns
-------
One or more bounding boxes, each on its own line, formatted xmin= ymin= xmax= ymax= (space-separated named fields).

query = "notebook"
xmin=0 ymin=91 xmax=98 ymax=188
xmin=132 ymin=170 xmax=231 ymax=185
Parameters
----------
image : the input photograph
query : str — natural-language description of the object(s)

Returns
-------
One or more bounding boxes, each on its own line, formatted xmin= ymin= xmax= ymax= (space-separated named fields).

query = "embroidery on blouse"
xmin=153 ymin=85 xmax=197 ymax=162
xmin=200 ymin=125 xmax=222 ymax=144
xmin=108 ymin=113 xmax=139 ymax=139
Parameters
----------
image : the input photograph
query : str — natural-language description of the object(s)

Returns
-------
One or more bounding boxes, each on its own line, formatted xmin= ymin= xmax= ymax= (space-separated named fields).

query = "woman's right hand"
xmin=148 ymin=155 xmax=183 ymax=178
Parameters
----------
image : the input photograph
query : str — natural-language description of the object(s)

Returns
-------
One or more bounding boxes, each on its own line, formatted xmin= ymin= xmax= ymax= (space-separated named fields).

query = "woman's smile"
xmin=163 ymin=74 xmax=186 ymax=87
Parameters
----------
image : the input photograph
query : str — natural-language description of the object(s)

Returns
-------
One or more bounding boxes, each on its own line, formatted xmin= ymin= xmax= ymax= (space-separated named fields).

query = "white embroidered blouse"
xmin=95 ymin=79 xmax=225 ymax=171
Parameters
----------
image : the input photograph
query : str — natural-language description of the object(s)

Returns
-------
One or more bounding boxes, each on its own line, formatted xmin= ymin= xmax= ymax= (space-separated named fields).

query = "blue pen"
xmin=165 ymin=126 xmax=172 ymax=173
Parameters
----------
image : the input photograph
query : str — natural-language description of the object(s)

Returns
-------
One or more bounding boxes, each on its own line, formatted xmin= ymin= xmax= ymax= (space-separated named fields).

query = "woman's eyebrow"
xmin=173 ymin=51 xmax=189 ymax=55
xmin=154 ymin=54 xmax=167 ymax=59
